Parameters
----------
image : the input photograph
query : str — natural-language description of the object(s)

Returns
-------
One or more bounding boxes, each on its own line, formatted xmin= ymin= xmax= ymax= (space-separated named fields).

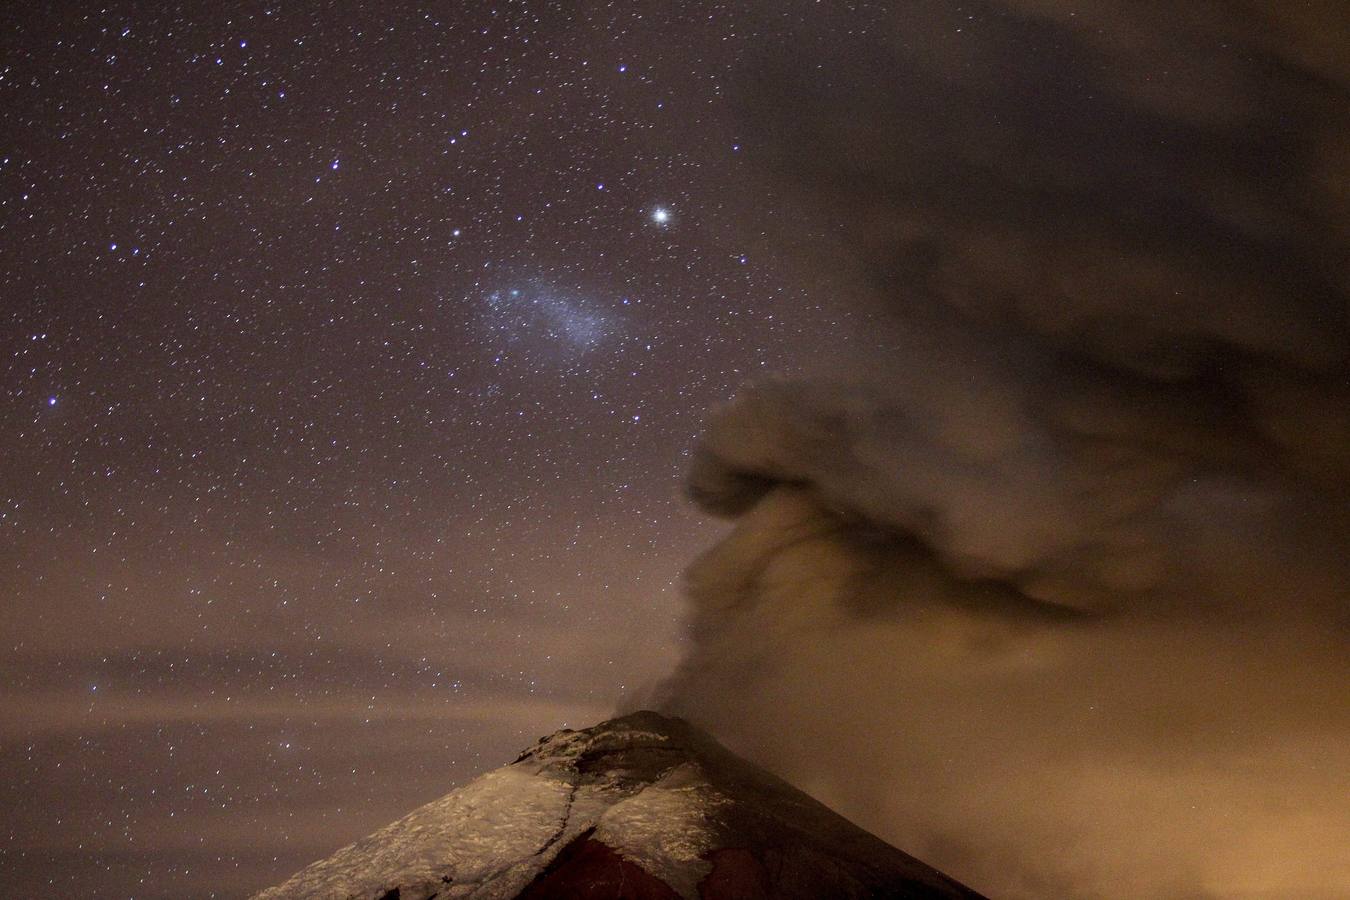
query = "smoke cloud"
xmin=657 ymin=3 xmax=1349 ymax=897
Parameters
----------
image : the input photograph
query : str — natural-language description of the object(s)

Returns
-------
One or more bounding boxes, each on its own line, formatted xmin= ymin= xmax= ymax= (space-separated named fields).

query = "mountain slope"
xmin=253 ymin=710 xmax=983 ymax=899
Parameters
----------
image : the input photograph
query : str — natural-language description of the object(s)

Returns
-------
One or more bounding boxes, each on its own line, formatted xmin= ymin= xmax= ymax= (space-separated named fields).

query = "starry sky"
xmin=0 ymin=3 xmax=862 ymax=895
xmin=3 ymin=2 xmax=1347 ymax=898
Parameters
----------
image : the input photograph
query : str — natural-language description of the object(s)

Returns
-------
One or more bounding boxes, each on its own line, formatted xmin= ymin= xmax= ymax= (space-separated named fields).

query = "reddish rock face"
xmin=519 ymin=830 xmax=682 ymax=899
xmin=698 ymin=847 xmax=771 ymax=899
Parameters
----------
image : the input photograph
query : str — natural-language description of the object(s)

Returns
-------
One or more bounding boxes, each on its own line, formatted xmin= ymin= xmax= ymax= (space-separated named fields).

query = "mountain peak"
xmin=253 ymin=711 xmax=983 ymax=899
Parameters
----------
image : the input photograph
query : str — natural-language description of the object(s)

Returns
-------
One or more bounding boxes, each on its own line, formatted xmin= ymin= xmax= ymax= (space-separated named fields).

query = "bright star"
xmin=651 ymin=206 xmax=671 ymax=225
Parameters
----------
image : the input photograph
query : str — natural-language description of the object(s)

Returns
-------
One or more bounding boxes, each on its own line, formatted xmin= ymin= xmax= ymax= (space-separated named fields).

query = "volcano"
xmin=253 ymin=710 xmax=983 ymax=899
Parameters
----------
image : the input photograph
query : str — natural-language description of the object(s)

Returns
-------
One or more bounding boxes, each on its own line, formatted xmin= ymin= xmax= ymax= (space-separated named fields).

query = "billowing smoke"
xmin=656 ymin=3 xmax=1349 ymax=897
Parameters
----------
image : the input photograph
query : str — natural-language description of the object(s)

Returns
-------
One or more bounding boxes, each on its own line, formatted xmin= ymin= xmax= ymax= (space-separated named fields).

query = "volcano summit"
xmin=253 ymin=711 xmax=982 ymax=899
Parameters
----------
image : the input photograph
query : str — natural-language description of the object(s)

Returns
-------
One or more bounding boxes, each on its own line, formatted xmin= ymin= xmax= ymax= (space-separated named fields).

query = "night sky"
xmin=3 ymin=2 xmax=1347 ymax=899
xmin=1 ymin=4 xmax=858 ymax=895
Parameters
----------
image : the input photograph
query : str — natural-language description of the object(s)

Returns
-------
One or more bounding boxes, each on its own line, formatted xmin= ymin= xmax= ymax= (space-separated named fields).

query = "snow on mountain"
xmin=252 ymin=710 xmax=983 ymax=899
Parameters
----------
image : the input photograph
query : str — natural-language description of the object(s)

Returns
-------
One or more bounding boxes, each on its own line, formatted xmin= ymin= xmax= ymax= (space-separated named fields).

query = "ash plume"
xmin=657 ymin=3 xmax=1350 ymax=897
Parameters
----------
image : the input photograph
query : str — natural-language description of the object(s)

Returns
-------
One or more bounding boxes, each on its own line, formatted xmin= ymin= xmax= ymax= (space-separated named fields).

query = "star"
xmin=651 ymin=206 xmax=671 ymax=225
